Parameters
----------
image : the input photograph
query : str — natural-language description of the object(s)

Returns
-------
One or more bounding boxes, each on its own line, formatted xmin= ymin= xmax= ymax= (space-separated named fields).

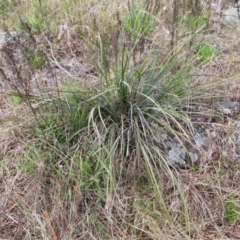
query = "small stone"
xmin=189 ymin=152 xmax=199 ymax=163
xmin=0 ymin=31 xmax=21 ymax=49
xmin=168 ymin=145 xmax=186 ymax=166
xmin=222 ymin=7 xmax=240 ymax=26
xmin=194 ymin=133 xmax=208 ymax=148
xmin=213 ymin=98 xmax=240 ymax=116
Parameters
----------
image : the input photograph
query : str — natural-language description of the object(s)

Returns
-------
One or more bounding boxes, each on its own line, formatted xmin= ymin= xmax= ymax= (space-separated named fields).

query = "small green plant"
xmin=195 ymin=42 xmax=215 ymax=63
xmin=215 ymin=167 xmax=225 ymax=175
xmin=224 ymin=194 xmax=240 ymax=225
xmin=11 ymin=92 xmax=21 ymax=105
xmin=25 ymin=50 xmax=45 ymax=68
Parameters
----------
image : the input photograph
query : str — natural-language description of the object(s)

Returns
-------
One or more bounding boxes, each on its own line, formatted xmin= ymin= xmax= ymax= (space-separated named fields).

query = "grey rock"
xmin=58 ymin=59 xmax=87 ymax=75
xmin=189 ymin=152 xmax=199 ymax=163
xmin=222 ymin=7 xmax=240 ymax=25
xmin=168 ymin=144 xmax=186 ymax=166
xmin=0 ymin=31 xmax=21 ymax=49
xmin=211 ymin=2 xmax=223 ymax=13
xmin=194 ymin=133 xmax=208 ymax=148
xmin=213 ymin=98 xmax=240 ymax=115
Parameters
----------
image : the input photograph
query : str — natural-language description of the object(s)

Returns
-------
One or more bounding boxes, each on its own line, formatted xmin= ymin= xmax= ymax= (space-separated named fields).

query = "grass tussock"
xmin=1 ymin=0 xmax=240 ymax=239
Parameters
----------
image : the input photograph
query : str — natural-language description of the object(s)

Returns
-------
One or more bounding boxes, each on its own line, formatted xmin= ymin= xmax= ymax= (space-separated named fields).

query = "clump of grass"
xmin=2 ymin=1 xmax=240 ymax=239
xmin=0 ymin=3 xmax=230 ymax=236
xmin=42 ymin=21 xmax=221 ymax=229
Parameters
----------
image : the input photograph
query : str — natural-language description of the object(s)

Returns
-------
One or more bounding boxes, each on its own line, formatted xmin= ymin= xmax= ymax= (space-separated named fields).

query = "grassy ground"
xmin=1 ymin=0 xmax=240 ymax=239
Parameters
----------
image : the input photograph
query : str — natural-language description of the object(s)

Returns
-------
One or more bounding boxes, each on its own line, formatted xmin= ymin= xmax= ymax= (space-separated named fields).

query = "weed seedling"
xmin=195 ymin=42 xmax=215 ymax=63
xmin=224 ymin=194 xmax=240 ymax=225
